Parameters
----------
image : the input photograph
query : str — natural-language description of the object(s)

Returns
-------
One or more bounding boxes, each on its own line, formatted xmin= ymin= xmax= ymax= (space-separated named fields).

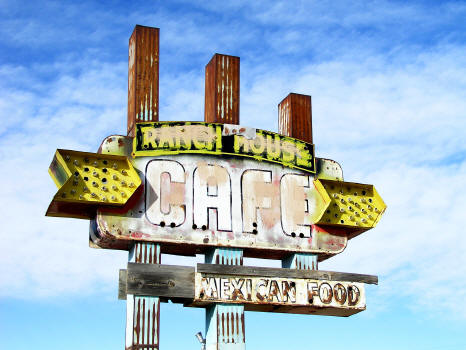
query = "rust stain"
xmin=241 ymin=313 xmax=245 ymax=342
xmin=230 ymin=312 xmax=234 ymax=342
xmin=205 ymin=54 xmax=240 ymax=125
xmin=135 ymin=299 xmax=141 ymax=344
xmin=278 ymin=93 xmax=312 ymax=144
xmin=221 ymin=312 xmax=225 ymax=339
xmin=128 ymin=25 xmax=159 ymax=136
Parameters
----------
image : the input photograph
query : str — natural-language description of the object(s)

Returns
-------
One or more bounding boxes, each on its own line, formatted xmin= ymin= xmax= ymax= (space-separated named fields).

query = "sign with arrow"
xmin=47 ymin=127 xmax=386 ymax=259
xmin=76 ymin=129 xmax=386 ymax=259
xmin=45 ymin=25 xmax=388 ymax=350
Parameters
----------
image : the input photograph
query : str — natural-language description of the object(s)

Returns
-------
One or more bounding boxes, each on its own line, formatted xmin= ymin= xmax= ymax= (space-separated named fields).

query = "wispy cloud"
xmin=1 ymin=0 xmax=465 ymax=321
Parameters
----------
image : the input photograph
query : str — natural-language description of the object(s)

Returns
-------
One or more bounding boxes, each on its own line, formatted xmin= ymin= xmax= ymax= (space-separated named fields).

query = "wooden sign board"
xmin=119 ymin=263 xmax=375 ymax=317
xmin=193 ymin=273 xmax=366 ymax=316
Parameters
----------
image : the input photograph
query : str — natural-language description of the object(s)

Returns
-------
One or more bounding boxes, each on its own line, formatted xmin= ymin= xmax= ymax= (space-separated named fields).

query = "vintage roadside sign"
xmin=86 ymin=127 xmax=384 ymax=260
xmin=46 ymin=25 xmax=386 ymax=350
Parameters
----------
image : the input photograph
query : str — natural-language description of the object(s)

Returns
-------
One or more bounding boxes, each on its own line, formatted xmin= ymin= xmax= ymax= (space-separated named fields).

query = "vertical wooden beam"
xmin=278 ymin=93 xmax=313 ymax=144
xmin=128 ymin=25 xmax=160 ymax=136
xmin=279 ymin=92 xmax=317 ymax=270
xmin=204 ymin=54 xmax=240 ymax=125
xmin=126 ymin=243 xmax=161 ymax=350
xmin=204 ymin=53 xmax=243 ymax=348
xmin=126 ymin=25 xmax=161 ymax=348
xmin=205 ymin=248 xmax=245 ymax=350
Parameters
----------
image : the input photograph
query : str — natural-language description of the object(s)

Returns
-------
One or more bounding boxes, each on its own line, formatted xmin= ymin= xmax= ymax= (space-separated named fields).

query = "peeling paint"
xmin=134 ymin=122 xmax=316 ymax=174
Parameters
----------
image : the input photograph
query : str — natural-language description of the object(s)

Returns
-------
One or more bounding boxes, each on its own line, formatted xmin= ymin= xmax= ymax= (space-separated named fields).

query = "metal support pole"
xmin=205 ymin=248 xmax=245 ymax=350
xmin=282 ymin=253 xmax=318 ymax=270
xmin=126 ymin=242 xmax=161 ymax=350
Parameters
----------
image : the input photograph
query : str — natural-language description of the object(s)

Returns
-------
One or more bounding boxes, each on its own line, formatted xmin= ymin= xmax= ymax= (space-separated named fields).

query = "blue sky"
xmin=1 ymin=1 xmax=466 ymax=349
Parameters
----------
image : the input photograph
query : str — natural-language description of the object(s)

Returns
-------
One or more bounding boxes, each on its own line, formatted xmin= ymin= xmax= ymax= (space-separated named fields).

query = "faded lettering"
xmin=135 ymin=122 xmax=315 ymax=174
xmin=280 ymin=174 xmax=312 ymax=237
xmin=197 ymin=275 xmax=363 ymax=309
xmin=145 ymin=160 xmax=186 ymax=226
xmin=241 ymin=170 xmax=274 ymax=233
xmin=193 ymin=164 xmax=232 ymax=231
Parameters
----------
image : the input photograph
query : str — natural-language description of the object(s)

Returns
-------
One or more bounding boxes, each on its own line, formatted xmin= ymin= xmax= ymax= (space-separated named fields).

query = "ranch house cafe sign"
xmin=46 ymin=25 xmax=386 ymax=350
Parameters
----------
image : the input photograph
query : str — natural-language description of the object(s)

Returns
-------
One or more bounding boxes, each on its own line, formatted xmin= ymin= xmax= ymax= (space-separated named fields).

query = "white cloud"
xmin=1 ymin=1 xmax=465 ymax=322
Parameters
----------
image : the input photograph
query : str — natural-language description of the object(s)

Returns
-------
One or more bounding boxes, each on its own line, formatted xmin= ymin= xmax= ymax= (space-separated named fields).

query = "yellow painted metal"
xmin=133 ymin=122 xmax=316 ymax=174
xmin=48 ymin=149 xmax=141 ymax=206
xmin=313 ymin=179 xmax=386 ymax=229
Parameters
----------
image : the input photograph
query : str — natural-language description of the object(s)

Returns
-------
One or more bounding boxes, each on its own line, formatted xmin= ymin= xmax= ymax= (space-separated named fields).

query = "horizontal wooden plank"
xmin=126 ymin=263 xmax=195 ymax=299
xmin=118 ymin=269 xmax=127 ymax=300
xmin=197 ymin=263 xmax=378 ymax=285
xmin=118 ymin=264 xmax=372 ymax=316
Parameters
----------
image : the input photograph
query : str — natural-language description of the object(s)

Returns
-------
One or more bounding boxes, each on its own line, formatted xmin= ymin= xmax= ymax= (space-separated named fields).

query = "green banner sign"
xmin=133 ymin=122 xmax=315 ymax=173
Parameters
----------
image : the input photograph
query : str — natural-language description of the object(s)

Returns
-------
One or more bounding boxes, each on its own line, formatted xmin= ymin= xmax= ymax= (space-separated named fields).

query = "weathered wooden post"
xmin=278 ymin=93 xmax=317 ymax=271
xmin=126 ymin=25 xmax=161 ymax=350
xmin=127 ymin=25 xmax=159 ymax=136
xmin=126 ymin=243 xmax=161 ymax=349
xmin=204 ymin=53 xmax=245 ymax=350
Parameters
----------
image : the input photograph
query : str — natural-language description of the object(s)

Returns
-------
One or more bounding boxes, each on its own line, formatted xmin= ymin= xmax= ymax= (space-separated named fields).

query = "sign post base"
xmin=205 ymin=248 xmax=246 ymax=350
xmin=126 ymin=243 xmax=161 ymax=350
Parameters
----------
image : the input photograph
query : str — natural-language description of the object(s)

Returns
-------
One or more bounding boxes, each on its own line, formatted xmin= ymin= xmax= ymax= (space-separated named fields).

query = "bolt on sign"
xmin=46 ymin=25 xmax=386 ymax=349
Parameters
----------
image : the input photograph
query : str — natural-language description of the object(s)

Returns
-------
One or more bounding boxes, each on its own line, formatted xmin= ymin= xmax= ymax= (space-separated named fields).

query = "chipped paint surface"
xmin=126 ymin=243 xmax=161 ymax=350
xmin=279 ymin=93 xmax=313 ymax=144
xmin=205 ymin=54 xmax=240 ymax=125
xmin=128 ymin=26 xmax=159 ymax=136
xmin=315 ymin=179 xmax=387 ymax=228
xmin=93 ymin=135 xmax=347 ymax=257
xmin=282 ymin=253 xmax=318 ymax=270
xmin=46 ymin=149 xmax=141 ymax=219
xmin=133 ymin=122 xmax=316 ymax=174
xmin=205 ymin=248 xmax=245 ymax=350
xmin=194 ymin=272 xmax=366 ymax=317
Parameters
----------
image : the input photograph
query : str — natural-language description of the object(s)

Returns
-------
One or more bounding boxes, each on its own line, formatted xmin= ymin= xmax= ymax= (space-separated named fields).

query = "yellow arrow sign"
xmin=46 ymin=149 xmax=141 ymax=219
xmin=313 ymin=179 xmax=386 ymax=229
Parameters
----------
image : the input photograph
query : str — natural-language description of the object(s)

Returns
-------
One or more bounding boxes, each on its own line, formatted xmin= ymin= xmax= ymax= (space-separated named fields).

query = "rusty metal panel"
xmin=92 ymin=134 xmax=347 ymax=258
xmin=278 ymin=93 xmax=312 ymax=144
xmin=126 ymin=243 xmax=161 ymax=350
xmin=205 ymin=54 xmax=240 ymax=125
xmin=128 ymin=25 xmax=159 ymax=136
xmin=193 ymin=272 xmax=366 ymax=316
